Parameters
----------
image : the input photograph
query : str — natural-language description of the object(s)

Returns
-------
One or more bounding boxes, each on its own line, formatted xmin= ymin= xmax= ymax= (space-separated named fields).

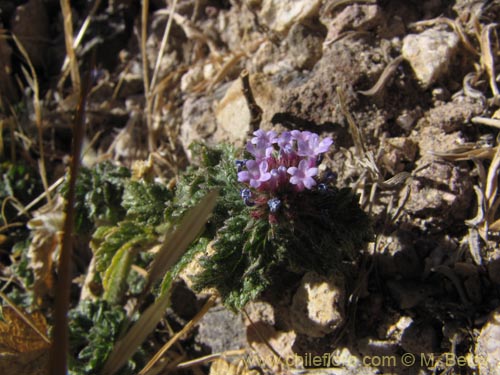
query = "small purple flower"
xmin=297 ymin=133 xmax=333 ymax=158
xmin=277 ymin=131 xmax=293 ymax=150
xmin=287 ymin=160 xmax=318 ymax=191
xmin=251 ymin=130 xmax=278 ymax=145
xmin=238 ymin=160 xmax=271 ymax=188
xmin=246 ymin=140 xmax=273 ymax=161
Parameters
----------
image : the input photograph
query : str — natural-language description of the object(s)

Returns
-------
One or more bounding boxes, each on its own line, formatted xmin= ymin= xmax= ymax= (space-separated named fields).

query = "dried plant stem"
xmin=241 ymin=69 xmax=262 ymax=135
xmin=59 ymin=0 xmax=81 ymax=93
xmin=59 ymin=0 xmax=103 ymax=84
xmin=151 ymin=0 xmax=178 ymax=90
xmin=176 ymin=350 xmax=246 ymax=369
xmin=49 ymin=76 xmax=88 ymax=375
xmin=141 ymin=0 xmax=155 ymax=152
xmin=480 ymin=24 xmax=499 ymax=97
xmin=138 ymin=295 xmax=216 ymax=375
xmin=11 ymin=34 xmax=51 ymax=205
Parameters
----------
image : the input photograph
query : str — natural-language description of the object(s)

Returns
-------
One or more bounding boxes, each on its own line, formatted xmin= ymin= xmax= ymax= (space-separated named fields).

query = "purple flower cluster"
xmin=238 ymin=130 xmax=333 ymax=200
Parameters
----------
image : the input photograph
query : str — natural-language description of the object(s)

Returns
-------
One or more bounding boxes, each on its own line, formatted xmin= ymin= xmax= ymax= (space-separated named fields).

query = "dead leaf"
xmin=26 ymin=196 xmax=64 ymax=302
xmin=0 ymin=307 xmax=50 ymax=375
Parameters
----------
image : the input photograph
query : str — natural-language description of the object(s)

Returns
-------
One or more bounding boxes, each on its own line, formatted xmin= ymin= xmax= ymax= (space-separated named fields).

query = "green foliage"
xmin=122 ymin=181 xmax=173 ymax=226
xmin=0 ymin=161 xmax=42 ymax=225
xmin=68 ymin=300 xmax=145 ymax=375
xmin=70 ymin=162 xmax=131 ymax=234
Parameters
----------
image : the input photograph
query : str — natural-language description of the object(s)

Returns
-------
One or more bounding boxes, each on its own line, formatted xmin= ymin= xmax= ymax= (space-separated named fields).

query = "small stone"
xmin=402 ymin=28 xmax=459 ymax=88
xmin=476 ymin=308 xmax=500 ymax=375
xmin=259 ymin=0 xmax=322 ymax=34
xmin=290 ymin=272 xmax=345 ymax=338
xmin=380 ymin=137 xmax=417 ymax=175
xmin=213 ymin=74 xmax=280 ymax=146
xmin=181 ymin=96 xmax=217 ymax=157
xmin=324 ymin=4 xmax=382 ymax=41
xmin=197 ymin=305 xmax=247 ymax=353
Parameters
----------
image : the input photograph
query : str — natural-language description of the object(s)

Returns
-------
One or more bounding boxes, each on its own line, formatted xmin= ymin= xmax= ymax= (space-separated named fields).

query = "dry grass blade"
xmin=101 ymin=291 xmax=170 ymax=375
xmin=480 ymin=23 xmax=499 ymax=97
xmin=11 ymin=34 xmax=51 ymax=205
xmin=466 ymin=185 xmax=486 ymax=227
xmin=429 ymin=146 xmax=497 ymax=161
xmin=358 ymin=56 xmax=403 ymax=98
xmin=59 ymin=0 xmax=81 ymax=92
xmin=484 ymin=141 xmax=500 ymax=214
xmin=150 ymin=0 xmax=178 ymax=90
xmin=472 ymin=116 xmax=500 ymax=129
xmin=138 ymin=295 xmax=216 ymax=375
xmin=101 ymin=190 xmax=218 ymax=375
xmin=146 ymin=189 xmax=218 ymax=289
xmin=337 ymin=87 xmax=365 ymax=157
xmin=176 ymin=349 xmax=246 ymax=370
xmin=59 ymin=0 xmax=103 ymax=82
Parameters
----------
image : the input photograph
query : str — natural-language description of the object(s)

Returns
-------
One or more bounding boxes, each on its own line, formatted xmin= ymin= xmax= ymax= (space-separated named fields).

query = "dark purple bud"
xmin=235 ymin=160 xmax=246 ymax=172
xmin=324 ymin=169 xmax=337 ymax=182
xmin=241 ymin=188 xmax=252 ymax=200
xmin=318 ymin=183 xmax=328 ymax=192
xmin=267 ymin=197 xmax=281 ymax=213
xmin=316 ymin=153 xmax=324 ymax=164
xmin=241 ymin=188 xmax=254 ymax=206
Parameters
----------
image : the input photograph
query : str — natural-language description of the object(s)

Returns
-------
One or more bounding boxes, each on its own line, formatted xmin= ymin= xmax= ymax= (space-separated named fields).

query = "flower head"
xmin=237 ymin=129 xmax=333 ymax=220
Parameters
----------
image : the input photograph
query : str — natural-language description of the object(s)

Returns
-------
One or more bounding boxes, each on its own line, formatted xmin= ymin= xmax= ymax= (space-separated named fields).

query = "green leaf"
xmin=122 ymin=181 xmax=172 ymax=226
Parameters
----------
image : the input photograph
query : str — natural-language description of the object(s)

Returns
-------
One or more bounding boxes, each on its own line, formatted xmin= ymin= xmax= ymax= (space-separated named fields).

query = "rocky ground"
xmin=1 ymin=0 xmax=500 ymax=374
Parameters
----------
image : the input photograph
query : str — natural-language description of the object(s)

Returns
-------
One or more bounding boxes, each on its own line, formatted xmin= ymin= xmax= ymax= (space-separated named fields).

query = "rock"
xmin=475 ymin=308 xmax=500 ymax=375
xmin=246 ymin=323 xmax=296 ymax=373
xmin=405 ymin=125 xmax=473 ymax=231
xmin=290 ymin=272 xmax=345 ymax=338
xmin=197 ymin=305 xmax=247 ymax=353
xmin=380 ymin=137 xmax=417 ymax=175
xmin=259 ymin=0 xmax=322 ymax=34
xmin=426 ymin=97 xmax=485 ymax=133
xmin=285 ymin=23 xmax=323 ymax=71
xmin=212 ymin=73 xmax=281 ymax=146
xmin=181 ymin=96 xmax=217 ymax=156
xmin=324 ymin=4 xmax=382 ymax=42
xmin=402 ymin=28 xmax=459 ymax=88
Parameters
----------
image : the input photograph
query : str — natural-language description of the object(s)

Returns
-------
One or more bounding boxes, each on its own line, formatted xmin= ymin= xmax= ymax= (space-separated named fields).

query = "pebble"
xmin=259 ymin=0 xmax=322 ymax=34
xmin=402 ymin=28 xmax=459 ymax=88
xmin=290 ymin=272 xmax=345 ymax=338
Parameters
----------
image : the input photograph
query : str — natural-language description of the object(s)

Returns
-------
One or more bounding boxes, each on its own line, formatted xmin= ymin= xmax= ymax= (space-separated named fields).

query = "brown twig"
xmin=49 ymin=71 xmax=88 ymax=375
xmin=241 ymin=69 xmax=262 ymax=136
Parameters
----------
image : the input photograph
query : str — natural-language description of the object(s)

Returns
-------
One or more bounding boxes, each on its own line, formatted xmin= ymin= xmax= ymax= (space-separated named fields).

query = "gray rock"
xmin=402 ymin=28 xmax=459 ymax=88
xmin=196 ymin=305 xmax=247 ymax=353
